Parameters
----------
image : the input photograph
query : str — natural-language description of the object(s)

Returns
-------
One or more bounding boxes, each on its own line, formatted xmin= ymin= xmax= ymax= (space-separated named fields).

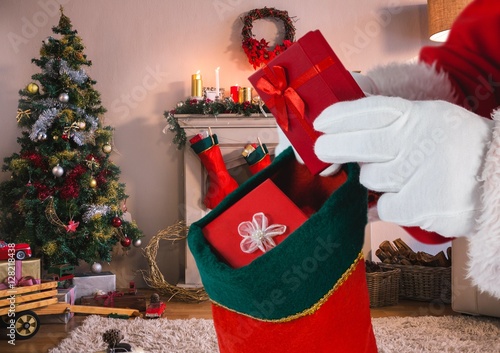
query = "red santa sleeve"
xmin=419 ymin=0 xmax=500 ymax=118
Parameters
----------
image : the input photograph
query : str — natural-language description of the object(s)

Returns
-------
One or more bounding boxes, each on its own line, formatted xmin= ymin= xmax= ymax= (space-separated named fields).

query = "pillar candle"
xmin=191 ymin=71 xmax=203 ymax=97
xmin=230 ymin=85 xmax=239 ymax=102
xmin=238 ymin=87 xmax=252 ymax=103
xmin=215 ymin=67 xmax=220 ymax=98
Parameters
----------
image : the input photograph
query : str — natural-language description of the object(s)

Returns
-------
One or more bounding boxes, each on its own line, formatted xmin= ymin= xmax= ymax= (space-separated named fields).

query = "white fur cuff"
xmin=366 ymin=61 xmax=457 ymax=102
xmin=468 ymin=109 xmax=500 ymax=298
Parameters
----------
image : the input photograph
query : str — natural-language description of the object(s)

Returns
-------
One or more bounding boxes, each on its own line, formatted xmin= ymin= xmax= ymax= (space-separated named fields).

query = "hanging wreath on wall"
xmin=241 ymin=7 xmax=296 ymax=70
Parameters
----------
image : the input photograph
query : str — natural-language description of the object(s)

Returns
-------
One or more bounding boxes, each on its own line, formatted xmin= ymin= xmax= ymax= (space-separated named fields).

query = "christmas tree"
xmin=0 ymin=8 xmax=143 ymax=267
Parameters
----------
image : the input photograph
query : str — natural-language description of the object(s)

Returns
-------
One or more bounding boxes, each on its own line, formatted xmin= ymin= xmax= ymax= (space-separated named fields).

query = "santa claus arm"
xmin=468 ymin=109 xmax=500 ymax=298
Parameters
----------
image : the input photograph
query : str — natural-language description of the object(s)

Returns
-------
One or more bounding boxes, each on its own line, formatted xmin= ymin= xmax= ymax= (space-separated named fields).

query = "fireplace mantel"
xmin=175 ymin=114 xmax=279 ymax=286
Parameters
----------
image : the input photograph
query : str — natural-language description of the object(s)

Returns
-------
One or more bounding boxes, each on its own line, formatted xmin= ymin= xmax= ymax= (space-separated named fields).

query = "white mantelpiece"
xmin=175 ymin=114 xmax=278 ymax=286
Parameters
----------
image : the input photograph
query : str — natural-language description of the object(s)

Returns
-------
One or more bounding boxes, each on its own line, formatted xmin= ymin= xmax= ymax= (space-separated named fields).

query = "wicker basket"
xmin=381 ymin=264 xmax=451 ymax=303
xmin=366 ymin=267 xmax=401 ymax=307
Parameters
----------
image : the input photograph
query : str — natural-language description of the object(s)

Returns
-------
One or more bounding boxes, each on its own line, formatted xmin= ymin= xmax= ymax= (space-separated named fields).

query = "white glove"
xmin=314 ymin=96 xmax=493 ymax=237
xmin=274 ymin=125 xmax=341 ymax=176
xmin=274 ymin=72 xmax=376 ymax=176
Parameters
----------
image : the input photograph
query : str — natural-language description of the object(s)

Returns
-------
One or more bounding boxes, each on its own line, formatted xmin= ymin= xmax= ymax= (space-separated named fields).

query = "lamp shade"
xmin=427 ymin=0 xmax=472 ymax=42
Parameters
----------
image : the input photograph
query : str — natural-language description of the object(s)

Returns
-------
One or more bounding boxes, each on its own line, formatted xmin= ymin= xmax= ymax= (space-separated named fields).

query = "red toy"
xmin=145 ymin=293 xmax=165 ymax=319
xmin=0 ymin=240 xmax=32 ymax=260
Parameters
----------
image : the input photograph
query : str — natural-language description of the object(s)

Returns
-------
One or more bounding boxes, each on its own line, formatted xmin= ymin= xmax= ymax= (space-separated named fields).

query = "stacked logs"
xmin=375 ymin=238 xmax=451 ymax=267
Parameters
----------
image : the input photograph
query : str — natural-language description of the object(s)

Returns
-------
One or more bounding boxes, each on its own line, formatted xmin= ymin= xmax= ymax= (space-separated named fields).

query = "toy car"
xmin=145 ymin=301 xmax=166 ymax=319
xmin=44 ymin=264 xmax=75 ymax=288
xmin=145 ymin=294 xmax=166 ymax=319
xmin=0 ymin=240 xmax=32 ymax=260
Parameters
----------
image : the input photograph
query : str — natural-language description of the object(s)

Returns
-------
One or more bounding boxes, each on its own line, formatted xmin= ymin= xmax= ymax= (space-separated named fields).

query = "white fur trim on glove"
xmin=366 ymin=61 xmax=457 ymax=103
xmin=468 ymin=109 xmax=500 ymax=298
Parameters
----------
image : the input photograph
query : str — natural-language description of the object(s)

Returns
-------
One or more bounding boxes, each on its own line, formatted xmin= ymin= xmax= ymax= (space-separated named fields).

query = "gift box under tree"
xmin=73 ymin=271 xmax=116 ymax=301
xmin=0 ymin=258 xmax=41 ymax=289
xmin=40 ymin=285 xmax=76 ymax=324
xmin=80 ymin=291 xmax=147 ymax=312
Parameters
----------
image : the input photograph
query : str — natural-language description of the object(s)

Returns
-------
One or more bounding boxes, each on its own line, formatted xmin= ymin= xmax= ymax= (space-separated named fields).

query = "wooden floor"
xmin=0 ymin=291 xmax=458 ymax=353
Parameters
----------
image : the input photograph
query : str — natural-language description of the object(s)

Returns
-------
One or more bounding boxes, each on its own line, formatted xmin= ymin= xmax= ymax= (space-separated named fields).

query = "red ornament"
xmin=62 ymin=133 xmax=69 ymax=141
xmin=121 ymin=237 xmax=131 ymax=247
xmin=111 ymin=216 xmax=122 ymax=227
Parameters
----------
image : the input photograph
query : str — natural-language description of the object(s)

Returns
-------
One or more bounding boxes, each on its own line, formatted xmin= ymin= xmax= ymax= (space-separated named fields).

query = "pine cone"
xmin=103 ymin=328 xmax=123 ymax=348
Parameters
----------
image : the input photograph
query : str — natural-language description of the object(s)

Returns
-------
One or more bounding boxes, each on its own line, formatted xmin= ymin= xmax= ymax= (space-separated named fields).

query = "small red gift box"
xmin=248 ymin=30 xmax=364 ymax=175
xmin=202 ymin=179 xmax=308 ymax=268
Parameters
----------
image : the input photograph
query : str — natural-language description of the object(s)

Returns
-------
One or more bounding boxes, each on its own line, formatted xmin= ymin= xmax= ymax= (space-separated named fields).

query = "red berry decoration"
xmin=62 ymin=133 xmax=69 ymax=141
xmin=111 ymin=216 xmax=122 ymax=227
xmin=121 ymin=237 xmax=131 ymax=247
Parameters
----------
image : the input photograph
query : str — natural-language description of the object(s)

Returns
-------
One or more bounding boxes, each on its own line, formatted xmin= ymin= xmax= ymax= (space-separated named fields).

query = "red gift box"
xmin=202 ymin=179 xmax=308 ymax=268
xmin=248 ymin=30 xmax=364 ymax=175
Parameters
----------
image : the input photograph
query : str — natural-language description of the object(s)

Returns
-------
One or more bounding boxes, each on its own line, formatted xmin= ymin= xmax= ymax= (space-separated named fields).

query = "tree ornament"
xmin=241 ymin=7 xmax=296 ymax=69
xmin=77 ymin=121 xmax=86 ymax=129
xmin=37 ymin=132 xmax=48 ymax=141
xmin=102 ymin=144 xmax=112 ymax=154
xmin=91 ymin=262 xmax=102 ymax=273
xmin=89 ymin=178 xmax=97 ymax=188
xmin=61 ymin=133 xmax=69 ymax=141
xmin=53 ymin=135 xmax=59 ymax=141
xmin=176 ymin=101 xmax=184 ymax=108
xmin=52 ymin=164 xmax=64 ymax=177
xmin=64 ymin=219 xmax=79 ymax=232
xmin=58 ymin=92 xmax=70 ymax=103
xmin=27 ymin=83 xmax=39 ymax=94
xmin=121 ymin=236 xmax=131 ymax=247
xmin=16 ymin=109 xmax=31 ymax=123
xmin=133 ymin=238 xmax=142 ymax=247
xmin=112 ymin=216 xmax=122 ymax=228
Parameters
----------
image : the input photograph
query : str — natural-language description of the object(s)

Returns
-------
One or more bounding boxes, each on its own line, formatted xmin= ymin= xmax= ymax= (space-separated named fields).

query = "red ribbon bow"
xmin=95 ymin=290 xmax=123 ymax=307
xmin=256 ymin=57 xmax=335 ymax=134
xmin=0 ymin=275 xmax=40 ymax=290
xmin=256 ymin=65 xmax=305 ymax=131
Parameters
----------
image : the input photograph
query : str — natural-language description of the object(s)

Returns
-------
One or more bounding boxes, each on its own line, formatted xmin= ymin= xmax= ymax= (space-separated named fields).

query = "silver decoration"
xmin=71 ymin=131 xmax=85 ymax=146
xmin=45 ymin=59 xmax=88 ymax=85
xmin=52 ymin=165 xmax=64 ymax=177
xmin=38 ymin=98 xmax=62 ymax=109
xmin=29 ymin=107 xmax=59 ymax=141
xmin=82 ymin=204 xmax=111 ymax=223
xmin=58 ymin=92 xmax=69 ymax=103
xmin=91 ymin=262 xmax=102 ymax=273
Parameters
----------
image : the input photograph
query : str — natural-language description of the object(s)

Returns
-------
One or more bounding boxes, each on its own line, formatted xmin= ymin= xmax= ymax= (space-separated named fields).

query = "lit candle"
xmin=191 ymin=70 xmax=203 ymax=98
xmin=215 ymin=67 xmax=220 ymax=98
xmin=230 ymin=85 xmax=239 ymax=102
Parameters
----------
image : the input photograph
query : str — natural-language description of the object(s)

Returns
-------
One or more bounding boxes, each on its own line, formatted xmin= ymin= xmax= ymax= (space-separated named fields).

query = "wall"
xmin=0 ymin=0 xmax=434 ymax=288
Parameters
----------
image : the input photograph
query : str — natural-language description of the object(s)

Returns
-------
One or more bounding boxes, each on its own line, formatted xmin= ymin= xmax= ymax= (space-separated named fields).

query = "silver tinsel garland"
xmin=82 ymin=204 xmax=111 ymax=223
xmin=71 ymin=114 xmax=99 ymax=145
xmin=29 ymin=107 xmax=59 ymax=141
xmin=45 ymin=58 xmax=88 ymax=85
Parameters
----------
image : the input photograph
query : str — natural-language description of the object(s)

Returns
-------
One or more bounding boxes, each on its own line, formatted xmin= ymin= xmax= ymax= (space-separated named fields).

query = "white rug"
xmin=49 ymin=315 xmax=500 ymax=353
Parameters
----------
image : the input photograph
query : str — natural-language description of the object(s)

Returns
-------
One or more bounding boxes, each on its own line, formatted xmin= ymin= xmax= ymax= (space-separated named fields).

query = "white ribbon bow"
xmin=238 ymin=212 xmax=287 ymax=254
